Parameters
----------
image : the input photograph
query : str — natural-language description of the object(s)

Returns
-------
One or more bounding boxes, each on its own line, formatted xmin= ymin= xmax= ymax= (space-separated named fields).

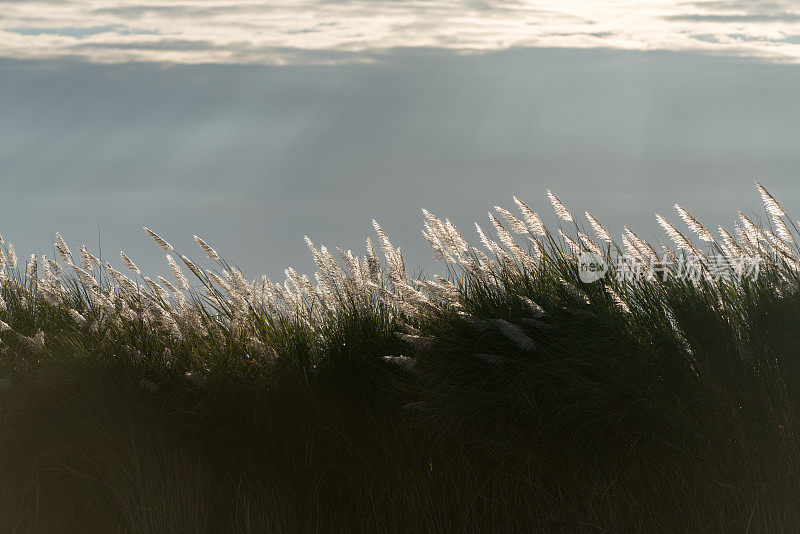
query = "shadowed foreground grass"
xmin=1 ymin=262 xmax=800 ymax=533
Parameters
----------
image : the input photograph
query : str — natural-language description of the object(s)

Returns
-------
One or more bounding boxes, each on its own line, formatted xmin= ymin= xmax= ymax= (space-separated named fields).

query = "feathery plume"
xmin=494 ymin=206 xmax=529 ymax=234
xmin=606 ymin=286 xmax=631 ymax=314
xmin=621 ymin=234 xmax=642 ymax=262
xmin=585 ymin=212 xmax=612 ymax=242
xmin=143 ymin=276 xmax=169 ymax=302
xmin=656 ymin=214 xmax=693 ymax=252
xmin=422 ymin=224 xmax=448 ymax=261
xmin=7 ymin=244 xmax=17 ymax=268
xmin=660 ymin=243 xmax=677 ymax=267
xmin=180 ymin=255 xmax=203 ymax=280
xmin=54 ymin=232 xmax=73 ymax=263
xmin=158 ymin=275 xmax=180 ymax=296
xmin=547 ymin=189 xmax=573 ymax=222
xmin=513 ymin=196 xmax=546 ymax=235
xmin=764 ymin=230 xmax=795 ymax=259
xmin=372 ymin=220 xmax=406 ymax=282
xmin=674 ymin=204 xmax=714 ymax=242
xmin=755 ymin=180 xmax=785 ymax=217
xmin=79 ymin=245 xmax=94 ymax=271
xmin=365 ymin=237 xmax=381 ymax=283
xmin=166 ymin=254 xmax=190 ymax=290
xmin=193 ymin=235 xmax=219 ymax=260
xmin=490 ymin=319 xmax=537 ymax=351
xmin=28 ymin=254 xmax=37 ymax=284
xmin=560 ymin=277 xmax=590 ymax=305
xmin=773 ymin=215 xmax=793 ymax=243
xmin=489 ymin=213 xmax=516 ymax=250
xmin=71 ymin=265 xmax=99 ymax=290
xmin=207 ymin=270 xmax=232 ymax=293
xmin=718 ymin=226 xmax=745 ymax=261
xmin=69 ymin=309 xmax=87 ymax=326
xmin=624 ymin=227 xmax=657 ymax=260
xmin=738 ymin=212 xmax=764 ymax=245
xmin=444 ymin=219 xmax=469 ymax=254
xmin=45 ymin=257 xmax=62 ymax=277
xmin=475 ymin=223 xmax=494 ymax=253
xmin=559 ymin=230 xmax=581 ymax=256
xmin=521 ymin=297 xmax=546 ymax=318
xmin=733 ymin=223 xmax=755 ymax=253
xmin=120 ymin=251 xmax=140 ymax=275
xmin=143 ymin=227 xmax=173 ymax=251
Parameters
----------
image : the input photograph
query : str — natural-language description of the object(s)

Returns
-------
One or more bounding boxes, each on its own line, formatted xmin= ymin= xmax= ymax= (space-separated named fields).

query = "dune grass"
xmin=0 ymin=182 xmax=799 ymax=532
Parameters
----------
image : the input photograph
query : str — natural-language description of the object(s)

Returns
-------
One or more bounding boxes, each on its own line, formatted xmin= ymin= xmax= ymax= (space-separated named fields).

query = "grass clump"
xmin=0 ymin=181 xmax=800 ymax=532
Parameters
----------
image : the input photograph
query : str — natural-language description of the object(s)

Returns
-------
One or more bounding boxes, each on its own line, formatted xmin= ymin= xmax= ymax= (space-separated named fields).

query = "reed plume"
xmin=585 ymin=211 xmax=612 ymax=242
xmin=547 ymin=189 xmax=573 ymax=222
xmin=143 ymin=227 xmax=174 ymax=251
xmin=193 ymin=235 xmax=219 ymax=260
xmin=674 ymin=204 xmax=714 ymax=242
xmin=755 ymin=180 xmax=785 ymax=217
xmin=513 ymin=196 xmax=546 ymax=235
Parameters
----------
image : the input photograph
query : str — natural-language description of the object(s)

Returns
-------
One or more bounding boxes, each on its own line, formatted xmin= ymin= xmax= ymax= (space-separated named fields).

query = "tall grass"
xmin=1 ymin=181 xmax=799 ymax=532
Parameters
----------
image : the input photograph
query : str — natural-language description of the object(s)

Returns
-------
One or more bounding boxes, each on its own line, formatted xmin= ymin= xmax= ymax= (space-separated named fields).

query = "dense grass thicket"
xmin=1 ymin=181 xmax=799 ymax=532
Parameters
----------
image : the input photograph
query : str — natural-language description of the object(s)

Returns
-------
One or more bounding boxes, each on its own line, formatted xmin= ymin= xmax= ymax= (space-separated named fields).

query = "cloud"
xmin=674 ymin=1 xmax=800 ymax=23
xmin=90 ymin=5 xmax=253 ymax=19
xmin=0 ymin=0 xmax=799 ymax=64
xmin=667 ymin=14 xmax=800 ymax=22
xmin=6 ymin=24 xmax=148 ymax=38
xmin=73 ymin=39 xmax=217 ymax=52
xmin=685 ymin=1 xmax=796 ymax=14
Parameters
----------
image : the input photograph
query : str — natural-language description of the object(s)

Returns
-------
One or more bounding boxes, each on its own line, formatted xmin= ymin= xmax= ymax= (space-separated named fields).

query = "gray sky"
xmin=2 ymin=47 xmax=798 ymax=281
xmin=1 ymin=0 xmax=799 ymax=282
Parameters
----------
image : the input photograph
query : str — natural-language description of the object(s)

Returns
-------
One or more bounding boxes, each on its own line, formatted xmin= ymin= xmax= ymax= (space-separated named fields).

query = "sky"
xmin=1 ymin=1 xmax=799 ymax=281
xmin=3 ymin=0 xmax=800 ymax=64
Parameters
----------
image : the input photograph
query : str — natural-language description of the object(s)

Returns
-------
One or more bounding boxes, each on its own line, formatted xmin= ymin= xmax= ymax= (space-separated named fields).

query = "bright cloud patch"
xmin=1 ymin=0 xmax=800 ymax=64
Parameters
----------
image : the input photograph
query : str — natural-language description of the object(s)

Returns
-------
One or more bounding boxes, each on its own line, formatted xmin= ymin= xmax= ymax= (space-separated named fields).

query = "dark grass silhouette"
xmin=0 ymin=182 xmax=799 ymax=532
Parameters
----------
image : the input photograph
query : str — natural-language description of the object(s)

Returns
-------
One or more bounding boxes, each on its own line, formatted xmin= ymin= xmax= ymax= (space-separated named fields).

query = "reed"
xmin=0 ymin=180 xmax=798 ymax=532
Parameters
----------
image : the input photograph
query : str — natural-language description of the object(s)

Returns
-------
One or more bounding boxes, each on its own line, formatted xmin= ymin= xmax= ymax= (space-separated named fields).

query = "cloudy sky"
xmin=1 ymin=1 xmax=799 ymax=279
xmin=3 ymin=0 xmax=800 ymax=63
